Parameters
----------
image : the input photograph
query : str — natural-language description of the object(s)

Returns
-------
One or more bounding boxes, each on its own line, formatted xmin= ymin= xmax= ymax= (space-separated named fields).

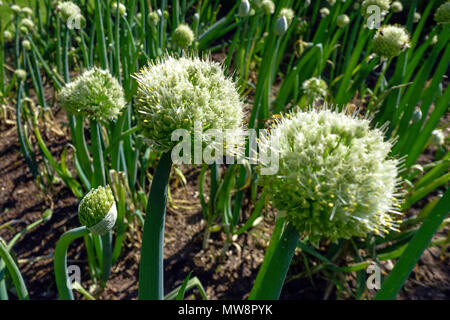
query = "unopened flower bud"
xmin=239 ymin=0 xmax=250 ymax=17
xmin=274 ymin=16 xmax=288 ymax=36
xmin=411 ymin=108 xmax=422 ymax=123
xmin=78 ymin=186 xmax=117 ymax=235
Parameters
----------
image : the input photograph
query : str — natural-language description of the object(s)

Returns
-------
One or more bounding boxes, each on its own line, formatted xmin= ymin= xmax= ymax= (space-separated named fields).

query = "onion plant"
xmin=1 ymin=0 xmax=448 ymax=301
xmin=133 ymin=55 xmax=244 ymax=299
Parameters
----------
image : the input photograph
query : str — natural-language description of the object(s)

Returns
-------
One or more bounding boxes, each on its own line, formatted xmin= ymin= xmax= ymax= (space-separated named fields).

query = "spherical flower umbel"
xmin=14 ymin=69 xmax=27 ymax=81
xmin=320 ymin=7 xmax=330 ymax=18
xmin=10 ymin=4 xmax=21 ymax=14
xmin=78 ymin=186 xmax=117 ymax=235
xmin=111 ymin=1 xmax=127 ymax=17
xmin=430 ymin=129 xmax=445 ymax=146
xmin=56 ymin=1 xmax=81 ymax=22
xmin=171 ymin=24 xmax=194 ymax=49
xmin=259 ymin=107 xmax=402 ymax=245
xmin=22 ymin=39 xmax=31 ymax=50
xmin=302 ymin=77 xmax=328 ymax=101
xmin=361 ymin=0 xmax=391 ymax=18
xmin=134 ymin=56 xmax=244 ymax=154
xmin=58 ymin=67 xmax=125 ymax=121
xmin=148 ymin=11 xmax=160 ymax=26
xmin=336 ymin=14 xmax=350 ymax=28
xmin=391 ymin=1 xmax=403 ymax=13
xmin=20 ymin=18 xmax=35 ymax=31
xmin=279 ymin=8 xmax=295 ymax=24
xmin=372 ymin=25 xmax=410 ymax=58
xmin=435 ymin=1 xmax=450 ymax=25
xmin=20 ymin=7 xmax=33 ymax=17
xmin=3 ymin=30 xmax=13 ymax=42
xmin=261 ymin=0 xmax=275 ymax=15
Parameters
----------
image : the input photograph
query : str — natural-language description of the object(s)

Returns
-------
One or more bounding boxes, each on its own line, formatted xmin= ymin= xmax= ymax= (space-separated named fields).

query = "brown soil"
xmin=0 ymin=106 xmax=448 ymax=300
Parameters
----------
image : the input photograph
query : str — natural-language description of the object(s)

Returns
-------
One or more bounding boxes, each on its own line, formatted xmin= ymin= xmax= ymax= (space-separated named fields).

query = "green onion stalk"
xmin=134 ymin=55 xmax=244 ymax=299
xmin=250 ymin=107 xmax=403 ymax=299
xmin=0 ymin=240 xmax=29 ymax=300
xmin=54 ymin=186 xmax=117 ymax=300
xmin=57 ymin=67 xmax=126 ymax=290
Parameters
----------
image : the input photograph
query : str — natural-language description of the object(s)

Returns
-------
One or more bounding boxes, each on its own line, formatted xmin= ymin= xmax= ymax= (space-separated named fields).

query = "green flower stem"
xmin=375 ymin=188 xmax=450 ymax=300
xmin=54 ymin=226 xmax=90 ymax=300
xmin=89 ymin=120 xmax=112 ymax=287
xmin=0 ymin=210 xmax=47 ymax=299
xmin=249 ymin=221 xmax=300 ymax=300
xmin=0 ymin=240 xmax=29 ymax=300
xmin=138 ymin=151 xmax=172 ymax=300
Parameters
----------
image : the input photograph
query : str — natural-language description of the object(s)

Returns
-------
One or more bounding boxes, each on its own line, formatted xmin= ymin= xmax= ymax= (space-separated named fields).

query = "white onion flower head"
xmin=259 ymin=107 xmax=402 ymax=245
xmin=11 ymin=4 xmax=21 ymax=14
xmin=58 ymin=67 xmax=125 ymax=121
xmin=391 ymin=1 xmax=403 ymax=13
xmin=327 ymin=0 xmax=336 ymax=6
xmin=22 ymin=39 xmax=31 ymax=50
xmin=435 ymin=1 xmax=450 ymax=25
xmin=320 ymin=7 xmax=330 ymax=18
xmin=171 ymin=24 xmax=194 ymax=49
xmin=20 ymin=18 xmax=35 ymax=31
xmin=56 ymin=1 xmax=81 ymax=22
xmin=3 ymin=30 xmax=13 ymax=41
xmin=148 ymin=11 xmax=160 ymax=26
xmin=111 ymin=1 xmax=127 ymax=17
xmin=372 ymin=25 xmax=410 ymax=58
xmin=336 ymin=14 xmax=350 ymax=28
xmin=20 ymin=7 xmax=33 ymax=17
xmin=279 ymin=8 xmax=294 ymax=24
xmin=361 ymin=0 xmax=391 ymax=18
xmin=414 ymin=12 xmax=421 ymax=23
xmin=134 ymin=56 xmax=245 ymax=154
xmin=302 ymin=77 xmax=328 ymax=101
xmin=78 ymin=186 xmax=117 ymax=235
xmin=431 ymin=129 xmax=445 ymax=146
xmin=261 ymin=0 xmax=275 ymax=15
xmin=14 ymin=69 xmax=27 ymax=81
